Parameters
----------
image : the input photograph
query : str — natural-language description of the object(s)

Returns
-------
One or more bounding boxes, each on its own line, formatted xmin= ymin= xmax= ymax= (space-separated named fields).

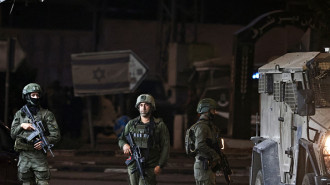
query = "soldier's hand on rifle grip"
xmin=34 ymin=141 xmax=43 ymax=150
xmin=21 ymin=123 xmax=35 ymax=131
xmin=123 ymin=144 xmax=131 ymax=155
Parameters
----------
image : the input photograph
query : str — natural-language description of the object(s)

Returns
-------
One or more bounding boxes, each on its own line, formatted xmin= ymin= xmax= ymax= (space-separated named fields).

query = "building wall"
xmin=100 ymin=20 xmax=242 ymax=75
xmin=1 ymin=29 xmax=94 ymax=87
xmin=100 ymin=20 xmax=160 ymax=76
xmin=0 ymin=21 xmax=307 ymax=88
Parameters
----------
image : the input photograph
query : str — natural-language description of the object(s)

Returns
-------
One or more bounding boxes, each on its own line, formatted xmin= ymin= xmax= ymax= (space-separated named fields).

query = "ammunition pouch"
xmin=133 ymin=125 xmax=150 ymax=149
xmin=14 ymin=138 xmax=34 ymax=152
xmin=198 ymin=156 xmax=209 ymax=170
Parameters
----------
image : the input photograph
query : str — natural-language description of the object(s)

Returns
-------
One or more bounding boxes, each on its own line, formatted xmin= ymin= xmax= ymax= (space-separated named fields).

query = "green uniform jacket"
xmin=10 ymin=106 xmax=61 ymax=152
xmin=118 ymin=116 xmax=170 ymax=169
xmin=192 ymin=115 xmax=220 ymax=162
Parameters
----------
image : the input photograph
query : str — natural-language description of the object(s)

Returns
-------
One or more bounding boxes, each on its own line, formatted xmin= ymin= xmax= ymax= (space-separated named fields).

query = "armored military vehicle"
xmin=250 ymin=52 xmax=330 ymax=185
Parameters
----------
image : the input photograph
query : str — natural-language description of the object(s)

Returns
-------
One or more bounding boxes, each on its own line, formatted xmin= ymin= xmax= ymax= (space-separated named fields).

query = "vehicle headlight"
xmin=325 ymin=136 xmax=330 ymax=153
xmin=323 ymin=134 xmax=330 ymax=173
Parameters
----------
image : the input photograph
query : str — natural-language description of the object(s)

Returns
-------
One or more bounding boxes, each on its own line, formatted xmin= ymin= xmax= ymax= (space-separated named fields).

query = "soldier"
xmin=191 ymin=98 xmax=222 ymax=185
xmin=11 ymin=83 xmax=61 ymax=185
xmin=118 ymin=94 xmax=170 ymax=185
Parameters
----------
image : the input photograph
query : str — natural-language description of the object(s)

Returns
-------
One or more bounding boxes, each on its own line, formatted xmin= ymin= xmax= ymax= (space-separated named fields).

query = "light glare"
xmin=324 ymin=135 xmax=330 ymax=174
xmin=325 ymin=136 xmax=330 ymax=149
xmin=253 ymin=72 xmax=259 ymax=79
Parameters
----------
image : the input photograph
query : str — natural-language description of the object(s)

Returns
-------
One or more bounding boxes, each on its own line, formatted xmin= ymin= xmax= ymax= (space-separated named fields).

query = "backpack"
xmin=184 ymin=121 xmax=201 ymax=157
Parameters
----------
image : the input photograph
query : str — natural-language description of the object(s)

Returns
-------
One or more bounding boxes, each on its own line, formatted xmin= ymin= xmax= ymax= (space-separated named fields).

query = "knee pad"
xmin=35 ymin=170 xmax=50 ymax=182
xmin=36 ymin=180 xmax=49 ymax=185
xmin=22 ymin=182 xmax=31 ymax=185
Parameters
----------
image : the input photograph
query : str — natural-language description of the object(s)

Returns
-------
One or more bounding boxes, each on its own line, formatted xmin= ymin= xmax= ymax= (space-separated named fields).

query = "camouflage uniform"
xmin=191 ymin=114 xmax=220 ymax=185
xmin=192 ymin=98 xmax=220 ymax=185
xmin=118 ymin=94 xmax=170 ymax=185
xmin=10 ymin=83 xmax=61 ymax=185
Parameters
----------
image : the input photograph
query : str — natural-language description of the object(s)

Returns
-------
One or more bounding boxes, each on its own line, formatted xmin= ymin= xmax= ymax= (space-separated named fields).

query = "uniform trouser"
xmin=128 ymin=166 xmax=157 ymax=185
xmin=18 ymin=151 xmax=50 ymax=185
xmin=194 ymin=158 xmax=216 ymax=185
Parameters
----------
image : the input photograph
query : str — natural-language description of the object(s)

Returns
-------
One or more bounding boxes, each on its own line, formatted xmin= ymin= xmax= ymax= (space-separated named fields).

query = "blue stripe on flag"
xmin=72 ymin=56 xmax=129 ymax=65
xmin=74 ymin=82 xmax=129 ymax=90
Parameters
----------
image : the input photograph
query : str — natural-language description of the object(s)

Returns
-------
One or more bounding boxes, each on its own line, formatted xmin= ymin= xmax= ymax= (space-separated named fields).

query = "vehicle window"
xmin=307 ymin=61 xmax=330 ymax=107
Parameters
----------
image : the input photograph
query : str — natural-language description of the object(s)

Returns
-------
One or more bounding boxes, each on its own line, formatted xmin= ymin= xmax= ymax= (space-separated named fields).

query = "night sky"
xmin=0 ymin=0 xmax=288 ymax=30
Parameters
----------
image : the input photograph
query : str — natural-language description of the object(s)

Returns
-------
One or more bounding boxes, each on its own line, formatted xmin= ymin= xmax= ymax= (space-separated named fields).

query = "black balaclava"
xmin=25 ymin=94 xmax=40 ymax=115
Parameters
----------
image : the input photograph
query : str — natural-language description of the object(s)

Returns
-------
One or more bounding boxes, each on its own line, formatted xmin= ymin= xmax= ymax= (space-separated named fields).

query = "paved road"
xmin=51 ymin=179 xmax=128 ymax=185
xmin=48 ymin=138 xmax=252 ymax=185
xmin=50 ymin=171 xmax=249 ymax=185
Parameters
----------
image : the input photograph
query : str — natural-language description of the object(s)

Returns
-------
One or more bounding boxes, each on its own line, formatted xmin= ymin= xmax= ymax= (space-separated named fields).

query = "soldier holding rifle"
xmin=11 ymin=83 xmax=61 ymax=185
xmin=187 ymin=98 xmax=232 ymax=185
xmin=118 ymin=94 xmax=170 ymax=185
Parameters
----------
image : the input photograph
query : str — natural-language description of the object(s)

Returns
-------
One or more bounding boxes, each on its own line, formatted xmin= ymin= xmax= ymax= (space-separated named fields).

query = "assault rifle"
xmin=125 ymin=132 xmax=146 ymax=183
xmin=22 ymin=105 xmax=55 ymax=157
xmin=206 ymin=137 xmax=232 ymax=185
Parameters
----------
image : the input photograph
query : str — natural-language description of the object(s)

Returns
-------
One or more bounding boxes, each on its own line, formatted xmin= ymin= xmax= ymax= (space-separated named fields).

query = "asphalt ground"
xmin=48 ymin=137 xmax=253 ymax=185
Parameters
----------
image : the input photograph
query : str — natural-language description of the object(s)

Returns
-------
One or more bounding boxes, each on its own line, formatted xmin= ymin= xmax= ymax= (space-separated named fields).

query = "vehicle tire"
xmin=302 ymin=173 xmax=315 ymax=185
xmin=254 ymin=170 xmax=264 ymax=185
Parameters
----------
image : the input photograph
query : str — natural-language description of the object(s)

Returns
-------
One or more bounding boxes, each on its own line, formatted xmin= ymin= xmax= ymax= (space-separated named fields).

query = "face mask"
xmin=30 ymin=98 xmax=40 ymax=106
xmin=26 ymin=94 xmax=40 ymax=107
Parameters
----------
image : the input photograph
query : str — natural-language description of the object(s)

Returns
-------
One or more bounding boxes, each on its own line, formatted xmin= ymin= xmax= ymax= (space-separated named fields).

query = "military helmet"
xmin=22 ymin=83 xmax=42 ymax=100
xmin=196 ymin=98 xmax=218 ymax=114
xmin=135 ymin=94 xmax=156 ymax=110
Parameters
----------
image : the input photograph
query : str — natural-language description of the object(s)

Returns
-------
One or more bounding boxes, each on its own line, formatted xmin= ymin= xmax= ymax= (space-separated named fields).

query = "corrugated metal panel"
xmin=284 ymin=82 xmax=297 ymax=112
xmin=274 ymin=82 xmax=281 ymax=102
xmin=258 ymin=73 xmax=265 ymax=93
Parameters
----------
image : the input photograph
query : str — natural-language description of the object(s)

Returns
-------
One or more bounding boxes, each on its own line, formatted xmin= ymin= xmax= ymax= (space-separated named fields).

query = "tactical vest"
xmin=14 ymin=107 xmax=50 ymax=152
xmin=185 ymin=118 xmax=220 ymax=157
xmin=131 ymin=118 xmax=158 ymax=149
xmin=133 ymin=124 xmax=152 ymax=149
